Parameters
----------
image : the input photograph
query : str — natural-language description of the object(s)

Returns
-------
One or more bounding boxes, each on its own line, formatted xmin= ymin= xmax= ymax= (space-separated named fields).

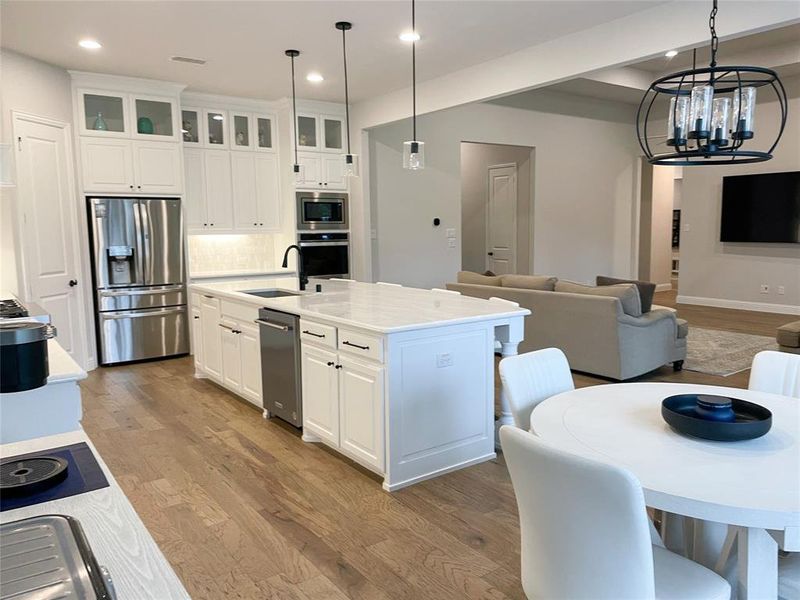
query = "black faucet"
xmin=282 ymin=245 xmax=308 ymax=291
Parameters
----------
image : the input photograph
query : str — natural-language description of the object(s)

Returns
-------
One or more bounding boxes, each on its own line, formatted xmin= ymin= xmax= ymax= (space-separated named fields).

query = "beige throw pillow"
xmin=457 ymin=271 xmax=502 ymax=286
xmin=554 ymin=281 xmax=643 ymax=317
xmin=500 ymin=274 xmax=558 ymax=291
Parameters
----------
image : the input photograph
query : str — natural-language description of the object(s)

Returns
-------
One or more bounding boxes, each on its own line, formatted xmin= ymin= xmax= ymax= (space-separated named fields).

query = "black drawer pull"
xmin=327 ymin=361 xmax=335 ymax=367
xmin=342 ymin=340 xmax=369 ymax=351
xmin=303 ymin=330 xmax=325 ymax=338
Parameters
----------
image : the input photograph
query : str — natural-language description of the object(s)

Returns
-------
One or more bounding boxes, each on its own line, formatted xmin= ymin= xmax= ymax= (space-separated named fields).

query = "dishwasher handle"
xmin=255 ymin=319 xmax=291 ymax=332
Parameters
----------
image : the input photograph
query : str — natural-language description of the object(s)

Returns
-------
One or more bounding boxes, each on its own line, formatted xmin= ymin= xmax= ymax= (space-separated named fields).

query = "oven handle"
xmin=100 ymin=307 xmax=185 ymax=320
xmin=298 ymin=241 xmax=350 ymax=247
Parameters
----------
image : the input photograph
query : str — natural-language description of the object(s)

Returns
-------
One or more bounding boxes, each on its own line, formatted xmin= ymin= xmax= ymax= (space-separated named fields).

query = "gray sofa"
xmin=447 ymin=272 xmax=688 ymax=380
xmin=777 ymin=321 xmax=800 ymax=354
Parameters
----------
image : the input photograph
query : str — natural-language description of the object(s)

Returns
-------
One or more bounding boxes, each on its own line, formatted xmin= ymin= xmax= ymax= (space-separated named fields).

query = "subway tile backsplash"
xmin=188 ymin=234 xmax=276 ymax=275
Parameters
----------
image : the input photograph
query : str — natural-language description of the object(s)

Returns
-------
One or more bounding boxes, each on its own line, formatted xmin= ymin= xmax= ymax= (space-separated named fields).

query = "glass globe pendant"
xmin=403 ymin=0 xmax=424 ymax=170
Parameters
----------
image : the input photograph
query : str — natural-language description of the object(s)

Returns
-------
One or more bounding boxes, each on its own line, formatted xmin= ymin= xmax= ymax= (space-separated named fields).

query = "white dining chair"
xmin=499 ymin=426 xmax=731 ymax=600
xmin=499 ymin=348 xmax=574 ymax=430
xmin=431 ymin=288 xmax=460 ymax=295
xmin=749 ymin=350 xmax=800 ymax=398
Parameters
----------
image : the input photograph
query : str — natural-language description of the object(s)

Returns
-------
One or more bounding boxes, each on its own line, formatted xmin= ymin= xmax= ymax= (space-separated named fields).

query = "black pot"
xmin=0 ymin=322 xmax=56 ymax=393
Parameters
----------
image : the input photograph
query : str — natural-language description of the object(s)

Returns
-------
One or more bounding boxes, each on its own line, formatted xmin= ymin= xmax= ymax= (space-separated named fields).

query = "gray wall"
xmin=679 ymin=81 xmax=800 ymax=312
xmin=460 ymin=142 xmax=533 ymax=274
xmin=368 ymin=100 xmax=641 ymax=288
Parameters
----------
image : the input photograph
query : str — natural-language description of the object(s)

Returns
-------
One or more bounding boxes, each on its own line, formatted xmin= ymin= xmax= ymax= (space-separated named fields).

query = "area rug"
xmin=684 ymin=327 xmax=779 ymax=377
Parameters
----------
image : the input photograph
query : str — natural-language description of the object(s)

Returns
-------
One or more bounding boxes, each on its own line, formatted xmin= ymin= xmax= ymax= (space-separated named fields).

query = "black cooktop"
xmin=0 ymin=299 xmax=28 ymax=319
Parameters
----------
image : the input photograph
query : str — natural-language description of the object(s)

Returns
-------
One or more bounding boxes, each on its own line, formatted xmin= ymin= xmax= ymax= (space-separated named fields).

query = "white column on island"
xmin=491 ymin=297 xmax=525 ymax=448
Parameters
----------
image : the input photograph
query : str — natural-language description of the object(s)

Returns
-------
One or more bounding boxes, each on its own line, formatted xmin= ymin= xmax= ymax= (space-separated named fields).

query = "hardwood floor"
xmin=80 ymin=291 xmax=788 ymax=599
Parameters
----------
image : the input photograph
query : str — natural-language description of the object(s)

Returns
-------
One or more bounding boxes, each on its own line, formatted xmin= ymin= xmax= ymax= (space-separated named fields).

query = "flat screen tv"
xmin=720 ymin=171 xmax=800 ymax=243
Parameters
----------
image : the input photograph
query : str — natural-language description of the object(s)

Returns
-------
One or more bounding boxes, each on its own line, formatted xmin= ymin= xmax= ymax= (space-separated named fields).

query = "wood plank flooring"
xmin=80 ymin=291 xmax=790 ymax=599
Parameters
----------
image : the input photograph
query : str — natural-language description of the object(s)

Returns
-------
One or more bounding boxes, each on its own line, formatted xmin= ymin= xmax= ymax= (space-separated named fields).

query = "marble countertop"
xmin=190 ymin=277 xmax=530 ymax=333
xmin=189 ymin=267 xmax=296 ymax=280
xmin=47 ymin=338 xmax=87 ymax=384
xmin=0 ymin=430 xmax=190 ymax=599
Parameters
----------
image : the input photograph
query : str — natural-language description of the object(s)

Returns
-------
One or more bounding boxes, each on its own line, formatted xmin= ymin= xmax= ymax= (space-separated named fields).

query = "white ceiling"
xmin=0 ymin=0 xmax=667 ymax=103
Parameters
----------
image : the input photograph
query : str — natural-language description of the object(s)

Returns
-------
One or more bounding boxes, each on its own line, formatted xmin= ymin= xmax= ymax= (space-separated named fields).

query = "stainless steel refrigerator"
xmin=88 ymin=197 xmax=189 ymax=365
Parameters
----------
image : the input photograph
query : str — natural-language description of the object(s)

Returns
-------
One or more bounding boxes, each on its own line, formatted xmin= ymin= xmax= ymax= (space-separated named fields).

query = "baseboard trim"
xmin=677 ymin=295 xmax=800 ymax=315
xmin=655 ymin=283 xmax=673 ymax=292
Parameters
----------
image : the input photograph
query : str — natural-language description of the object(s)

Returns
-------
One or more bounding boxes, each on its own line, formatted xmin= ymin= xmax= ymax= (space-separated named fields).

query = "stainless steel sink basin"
xmin=242 ymin=289 xmax=301 ymax=299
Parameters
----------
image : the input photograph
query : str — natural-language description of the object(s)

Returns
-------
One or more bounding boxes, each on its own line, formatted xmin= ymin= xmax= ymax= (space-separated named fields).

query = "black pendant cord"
xmin=709 ymin=0 xmax=719 ymax=69
xmin=411 ymin=0 xmax=417 ymax=142
xmin=286 ymin=50 xmax=300 ymax=168
xmin=341 ymin=27 xmax=351 ymax=155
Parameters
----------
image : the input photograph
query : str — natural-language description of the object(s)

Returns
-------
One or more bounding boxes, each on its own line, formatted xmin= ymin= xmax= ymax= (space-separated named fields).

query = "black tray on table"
xmin=661 ymin=394 xmax=772 ymax=441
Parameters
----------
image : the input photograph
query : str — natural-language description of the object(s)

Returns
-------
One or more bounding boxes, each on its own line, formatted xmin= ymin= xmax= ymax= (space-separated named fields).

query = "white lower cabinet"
xmin=300 ymin=345 xmax=340 ymax=446
xmin=300 ymin=325 xmax=386 ymax=473
xmin=192 ymin=294 xmax=262 ymax=407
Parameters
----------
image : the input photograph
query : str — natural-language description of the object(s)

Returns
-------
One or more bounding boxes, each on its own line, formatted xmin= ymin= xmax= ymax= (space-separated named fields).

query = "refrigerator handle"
xmin=132 ymin=201 xmax=146 ymax=285
xmin=138 ymin=201 xmax=152 ymax=284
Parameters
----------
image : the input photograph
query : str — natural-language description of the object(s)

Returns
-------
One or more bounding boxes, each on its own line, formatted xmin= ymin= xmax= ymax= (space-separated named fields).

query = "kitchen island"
xmin=189 ymin=278 xmax=529 ymax=491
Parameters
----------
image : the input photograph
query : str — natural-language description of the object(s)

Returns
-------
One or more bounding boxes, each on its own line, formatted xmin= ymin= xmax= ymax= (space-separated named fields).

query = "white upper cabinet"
xmin=321 ymin=115 xmax=345 ymax=153
xmin=231 ymin=153 xmax=280 ymax=231
xmin=296 ymin=113 xmax=319 ymax=151
xmin=77 ymin=88 xmax=179 ymax=142
xmin=80 ymin=138 xmax=134 ymax=193
xmin=183 ymin=148 xmax=206 ymax=231
xmin=254 ymin=114 xmax=275 ymax=152
xmin=132 ymin=141 xmax=183 ymax=194
xmin=204 ymin=150 xmax=234 ymax=231
xmin=131 ymin=94 xmax=180 ymax=142
xmin=297 ymin=151 xmax=346 ymax=191
xmin=295 ymin=112 xmax=345 ymax=154
xmin=230 ymin=111 xmax=252 ymax=151
xmin=204 ymin=109 xmax=228 ymax=149
xmin=180 ymin=107 xmax=202 ymax=146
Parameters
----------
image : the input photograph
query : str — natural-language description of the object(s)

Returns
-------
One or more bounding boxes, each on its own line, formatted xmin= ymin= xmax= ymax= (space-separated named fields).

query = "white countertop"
xmin=190 ymin=278 xmax=530 ymax=333
xmin=47 ymin=338 xmax=87 ymax=384
xmin=0 ymin=430 xmax=189 ymax=599
xmin=189 ymin=267 xmax=296 ymax=280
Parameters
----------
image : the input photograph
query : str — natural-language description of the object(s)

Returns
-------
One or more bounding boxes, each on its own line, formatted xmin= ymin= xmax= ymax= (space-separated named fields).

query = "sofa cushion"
xmin=555 ymin=280 xmax=643 ymax=318
xmin=500 ymin=274 xmax=558 ymax=291
xmin=777 ymin=320 xmax=800 ymax=348
xmin=676 ymin=318 xmax=689 ymax=339
xmin=597 ymin=276 xmax=657 ymax=313
xmin=457 ymin=271 xmax=502 ymax=286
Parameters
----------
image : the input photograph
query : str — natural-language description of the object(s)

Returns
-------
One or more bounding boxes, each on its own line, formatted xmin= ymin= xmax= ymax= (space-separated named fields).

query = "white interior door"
xmin=13 ymin=113 xmax=88 ymax=366
xmin=486 ymin=164 xmax=517 ymax=274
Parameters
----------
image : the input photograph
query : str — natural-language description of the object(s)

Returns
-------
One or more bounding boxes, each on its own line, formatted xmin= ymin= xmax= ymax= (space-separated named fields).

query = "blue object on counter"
xmin=662 ymin=394 xmax=772 ymax=441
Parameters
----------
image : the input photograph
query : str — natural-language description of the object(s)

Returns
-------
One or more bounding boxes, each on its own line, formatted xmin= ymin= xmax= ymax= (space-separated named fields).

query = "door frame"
xmin=485 ymin=162 xmax=518 ymax=274
xmin=12 ymin=110 xmax=90 ymax=368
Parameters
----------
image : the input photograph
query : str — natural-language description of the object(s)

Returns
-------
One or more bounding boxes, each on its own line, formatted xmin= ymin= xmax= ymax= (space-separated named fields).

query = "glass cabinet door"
xmin=181 ymin=108 xmax=201 ymax=144
xmin=255 ymin=115 xmax=274 ymax=151
xmin=297 ymin=114 xmax=318 ymax=149
xmin=231 ymin=113 xmax=251 ymax=150
xmin=133 ymin=96 xmax=176 ymax=140
xmin=322 ymin=116 xmax=344 ymax=152
xmin=80 ymin=90 xmax=127 ymax=137
xmin=205 ymin=110 xmax=227 ymax=147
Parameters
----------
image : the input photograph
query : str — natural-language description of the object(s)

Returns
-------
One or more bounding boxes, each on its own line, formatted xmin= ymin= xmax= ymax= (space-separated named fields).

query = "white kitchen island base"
xmin=189 ymin=278 xmax=528 ymax=492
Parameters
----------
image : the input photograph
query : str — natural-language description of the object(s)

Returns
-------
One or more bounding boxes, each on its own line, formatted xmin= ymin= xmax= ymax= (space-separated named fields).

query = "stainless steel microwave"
xmin=296 ymin=192 xmax=348 ymax=231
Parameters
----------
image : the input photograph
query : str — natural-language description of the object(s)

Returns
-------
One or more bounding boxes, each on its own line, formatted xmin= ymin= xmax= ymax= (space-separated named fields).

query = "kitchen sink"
xmin=242 ymin=289 xmax=301 ymax=298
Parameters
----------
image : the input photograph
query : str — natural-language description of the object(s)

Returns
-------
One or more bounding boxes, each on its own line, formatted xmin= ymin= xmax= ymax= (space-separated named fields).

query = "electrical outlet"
xmin=760 ymin=284 xmax=769 ymax=294
xmin=448 ymin=238 xmax=456 ymax=248
xmin=683 ymin=223 xmax=691 ymax=232
xmin=778 ymin=286 xmax=785 ymax=295
xmin=436 ymin=353 xmax=453 ymax=368
xmin=446 ymin=228 xmax=456 ymax=238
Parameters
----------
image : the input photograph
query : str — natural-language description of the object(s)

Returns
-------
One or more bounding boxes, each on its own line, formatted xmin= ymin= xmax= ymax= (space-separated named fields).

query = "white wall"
xmin=0 ymin=50 xmax=75 ymax=295
xmin=460 ymin=142 xmax=533 ymax=274
xmin=679 ymin=80 xmax=800 ymax=313
xmin=369 ymin=99 xmax=641 ymax=288
xmin=648 ymin=165 xmax=682 ymax=288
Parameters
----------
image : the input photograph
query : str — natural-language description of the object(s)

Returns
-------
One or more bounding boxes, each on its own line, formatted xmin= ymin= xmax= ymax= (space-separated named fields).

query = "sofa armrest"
xmin=616 ymin=308 xmax=677 ymax=328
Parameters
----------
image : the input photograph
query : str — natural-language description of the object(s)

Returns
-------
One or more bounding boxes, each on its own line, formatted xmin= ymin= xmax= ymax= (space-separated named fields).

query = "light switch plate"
xmin=447 ymin=238 xmax=456 ymax=248
xmin=436 ymin=353 xmax=453 ymax=368
xmin=446 ymin=228 xmax=456 ymax=238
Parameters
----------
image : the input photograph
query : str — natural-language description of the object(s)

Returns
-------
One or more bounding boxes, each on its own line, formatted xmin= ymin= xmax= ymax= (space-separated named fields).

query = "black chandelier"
xmin=636 ymin=0 xmax=788 ymax=166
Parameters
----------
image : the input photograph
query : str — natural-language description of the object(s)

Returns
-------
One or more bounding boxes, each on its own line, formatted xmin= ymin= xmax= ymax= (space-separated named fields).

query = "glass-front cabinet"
xmin=321 ymin=115 xmax=345 ymax=153
xmin=231 ymin=112 xmax=251 ymax=150
xmin=205 ymin=109 xmax=228 ymax=148
xmin=181 ymin=108 xmax=201 ymax=144
xmin=132 ymin=94 xmax=178 ymax=141
xmin=255 ymin=115 xmax=274 ymax=152
xmin=79 ymin=89 xmax=128 ymax=137
xmin=296 ymin=114 xmax=318 ymax=150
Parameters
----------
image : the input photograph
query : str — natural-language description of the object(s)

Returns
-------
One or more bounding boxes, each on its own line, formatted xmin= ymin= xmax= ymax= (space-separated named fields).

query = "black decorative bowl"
xmin=662 ymin=394 xmax=772 ymax=441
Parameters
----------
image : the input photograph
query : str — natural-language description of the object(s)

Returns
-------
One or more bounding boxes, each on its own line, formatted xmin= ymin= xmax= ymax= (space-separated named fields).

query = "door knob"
xmin=487 ymin=252 xmax=494 ymax=256
xmin=68 ymin=279 xmax=78 ymax=287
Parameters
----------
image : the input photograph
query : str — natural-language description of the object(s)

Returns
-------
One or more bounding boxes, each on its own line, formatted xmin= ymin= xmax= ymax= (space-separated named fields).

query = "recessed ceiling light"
xmin=665 ymin=50 xmax=678 ymax=58
xmin=399 ymin=31 xmax=420 ymax=42
xmin=79 ymin=39 xmax=102 ymax=50
xmin=306 ymin=73 xmax=324 ymax=83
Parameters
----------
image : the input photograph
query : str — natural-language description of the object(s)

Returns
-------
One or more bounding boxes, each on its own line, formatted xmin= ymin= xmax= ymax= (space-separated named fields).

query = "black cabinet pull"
xmin=302 ymin=330 xmax=325 ymax=338
xmin=137 ymin=185 xmax=142 ymax=189
xmin=335 ymin=364 xmax=342 ymax=369
xmin=129 ymin=185 xmax=134 ymax=189
xmin=342 ymin=340 xmax=369 ymax=350
xmin=327 ymin=361 xmax=335 ymax=367
xmin=193 ymin=315 xmax=200 ymax=320
xmin=487 ymin=252 xmax=494 ymax=256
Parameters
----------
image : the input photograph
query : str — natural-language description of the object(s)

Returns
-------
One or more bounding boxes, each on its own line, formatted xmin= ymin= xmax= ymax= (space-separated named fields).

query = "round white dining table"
xmin=530 ymin=382 xmax=800 ymax=600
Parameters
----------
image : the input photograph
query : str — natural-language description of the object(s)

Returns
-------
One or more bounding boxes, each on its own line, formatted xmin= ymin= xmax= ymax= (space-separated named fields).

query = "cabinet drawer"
xmin=221 ymin=299 xmax=259 ymax=324
xmin=337 ymin=328 xmax=384 ymax=363
xmin=299 ymin=319 xmax=337 ymax=349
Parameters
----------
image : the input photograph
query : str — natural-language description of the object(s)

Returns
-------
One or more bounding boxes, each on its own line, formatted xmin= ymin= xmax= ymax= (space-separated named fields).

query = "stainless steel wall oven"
xmin=297 ymin=233 xmax=350 ymax=279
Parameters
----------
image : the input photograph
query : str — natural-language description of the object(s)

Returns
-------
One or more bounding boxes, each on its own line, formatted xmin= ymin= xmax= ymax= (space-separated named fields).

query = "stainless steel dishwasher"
xmin=257 ymin=308 xmax=302 ymax=427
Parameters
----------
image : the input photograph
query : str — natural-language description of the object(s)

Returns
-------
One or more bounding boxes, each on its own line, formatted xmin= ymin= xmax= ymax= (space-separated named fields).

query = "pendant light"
xmin=636 ymin=0 xmax=787 ymax=165
xmin=402 ymin=0 xmax=424 ymax=170
xmin=336 ymin=21 xmax=359 ymax=177
xmin=285 ymin=49 xmax=301 ymax=178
